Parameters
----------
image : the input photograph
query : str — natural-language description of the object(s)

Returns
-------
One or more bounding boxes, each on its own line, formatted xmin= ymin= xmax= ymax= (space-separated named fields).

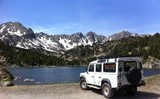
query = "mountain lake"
xmin=7 ymin=67 xmax=160 ymax=85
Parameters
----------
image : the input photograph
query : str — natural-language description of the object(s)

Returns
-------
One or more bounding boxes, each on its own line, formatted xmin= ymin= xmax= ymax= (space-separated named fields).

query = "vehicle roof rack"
xmin=97 ymin=55 xmax=141 ymax=59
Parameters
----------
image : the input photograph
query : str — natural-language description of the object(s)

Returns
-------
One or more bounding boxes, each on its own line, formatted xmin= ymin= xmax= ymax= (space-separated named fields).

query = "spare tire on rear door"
xmin=127 ymin=67 xmax=141 ymax=85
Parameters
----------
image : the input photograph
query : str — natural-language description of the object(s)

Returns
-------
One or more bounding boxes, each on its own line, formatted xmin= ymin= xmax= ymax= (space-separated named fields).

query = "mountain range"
xmin=0 ymin=22 xmax=149 ymax=52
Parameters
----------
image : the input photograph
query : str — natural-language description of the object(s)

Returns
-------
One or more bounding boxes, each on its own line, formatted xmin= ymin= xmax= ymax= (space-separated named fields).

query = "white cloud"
xmin=32 ymin=25 xmax=57 ymax=34
xmin=31 ymin=22 xmax=85 ymax=35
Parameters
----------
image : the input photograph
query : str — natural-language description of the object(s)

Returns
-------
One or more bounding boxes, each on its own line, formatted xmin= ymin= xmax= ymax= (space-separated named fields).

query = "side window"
xmin=118 ymin=62 xmax=123 ymax=72
xmin=96 ymin=64 xmax=102 ymax=72
xmin=88 ymin=64 xmax=94 ymax=72
xmin=138 ymin=62 xmax=142 ymax=70
xmin=103 ymin=63 xmax=116 ymax=72
xmin=124 ymin=61 xmax=137 ymax=71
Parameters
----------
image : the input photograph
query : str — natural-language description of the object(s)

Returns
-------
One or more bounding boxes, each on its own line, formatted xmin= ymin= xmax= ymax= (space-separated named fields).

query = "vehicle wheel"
xmin=127 ymin=67 xmax=141 ymax=85
xmin=126 ymin=87 xmax=137 ymax=95
xmin=102 ymin=83 xmax=113 ymax=99
xmin=80 ymin=78 xmax=88 ymax=90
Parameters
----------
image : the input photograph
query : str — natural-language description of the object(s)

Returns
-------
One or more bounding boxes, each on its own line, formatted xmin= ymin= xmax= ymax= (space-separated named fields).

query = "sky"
xmin=0 ymin=0 xmax=160 ymax=36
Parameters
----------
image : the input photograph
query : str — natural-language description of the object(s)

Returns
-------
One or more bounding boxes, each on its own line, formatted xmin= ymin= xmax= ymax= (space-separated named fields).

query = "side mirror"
xmin=119 ymin=67 xmax=122 ymax=72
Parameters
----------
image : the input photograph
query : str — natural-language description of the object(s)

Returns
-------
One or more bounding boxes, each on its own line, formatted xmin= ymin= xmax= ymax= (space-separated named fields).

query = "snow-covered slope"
xmin=36 ymin=32 xmax=107 ymax=50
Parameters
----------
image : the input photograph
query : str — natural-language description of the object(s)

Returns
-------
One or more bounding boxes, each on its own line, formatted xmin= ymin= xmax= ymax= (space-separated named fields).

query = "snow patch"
xmin=8 ymin=29 xmax=24 ymax=36
xmin=0 ymin=25 xmax=6 ymax=33
xmin=59 ymin=38 xmax=74 ymax=50
xmin=16 ymin=42 xmax=25 ymax=49
xmin=86 ymin=37 xmax=93 ymax=46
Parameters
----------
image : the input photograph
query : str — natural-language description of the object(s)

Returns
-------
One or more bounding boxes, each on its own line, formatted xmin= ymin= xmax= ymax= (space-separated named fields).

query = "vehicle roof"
xmin=90 ymin=57 xmax=142 ymax=64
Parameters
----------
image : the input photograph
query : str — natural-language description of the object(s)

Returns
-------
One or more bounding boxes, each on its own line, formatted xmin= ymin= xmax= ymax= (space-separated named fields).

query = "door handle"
xmin=99 ymin=77 xmax=101 ymax=78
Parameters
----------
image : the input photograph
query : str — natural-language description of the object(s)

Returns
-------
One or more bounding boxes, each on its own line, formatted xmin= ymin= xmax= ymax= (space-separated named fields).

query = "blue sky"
xmin=0 ymin=0 xmax=160 ymax=35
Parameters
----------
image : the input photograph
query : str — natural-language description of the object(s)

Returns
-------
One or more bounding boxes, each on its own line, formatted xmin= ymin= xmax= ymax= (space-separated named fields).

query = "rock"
xmin=0 ymin=68 xmax=14 ymax=86
xmin=14 ymin=76 xmax=21 ymax=80
xmin=143 ymin=56 xmax=160 ymax=69
xmin=24 ymin=78 xmax=35 ymax=82
xmin=35 ymin=82 xmax=41 ymax=84
xmin=0 ymin=81 xmax=12 ymax=87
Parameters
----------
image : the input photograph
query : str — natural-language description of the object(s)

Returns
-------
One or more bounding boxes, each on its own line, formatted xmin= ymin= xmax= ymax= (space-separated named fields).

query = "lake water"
xmin=7 ymin=67 xmax=160 ymax=85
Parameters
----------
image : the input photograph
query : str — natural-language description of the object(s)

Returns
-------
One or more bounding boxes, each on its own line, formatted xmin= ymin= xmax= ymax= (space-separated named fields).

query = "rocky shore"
xmin=143 ymin=56 xmax=160 ymax=69
xmin=0 ymin=68 xmax=14 ymax=86
xmin=0 ymin=74 xmax=160 ymax=99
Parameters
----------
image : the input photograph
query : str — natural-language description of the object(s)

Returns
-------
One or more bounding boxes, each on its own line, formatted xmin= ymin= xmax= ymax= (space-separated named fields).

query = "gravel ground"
xmin=0 ymin=75 xmax=160 ymax=99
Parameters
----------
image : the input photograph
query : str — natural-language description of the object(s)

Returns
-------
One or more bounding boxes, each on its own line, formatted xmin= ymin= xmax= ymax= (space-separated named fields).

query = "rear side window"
xmin=103 ymin=63 xmax=116 ymax=72
xmin=124 ymin=61 xmax=137 ymax=71
xmin=96 ymin=64 xmax=102 ymax=72
xmin=88 ymin=64 xmax=94 ymax=72
xmin=138 ymin=62 xmax=142 ymax=70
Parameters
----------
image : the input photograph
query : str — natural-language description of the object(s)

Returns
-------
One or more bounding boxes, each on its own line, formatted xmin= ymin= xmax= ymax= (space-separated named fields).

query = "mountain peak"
xmin=86 ymin=31 xmax=97 ymax=36
xmin=0 ymin=22 xmax=26 ymax=36
xmin=0 ymin=22 xmax=35 ymax=38
xmin=71 ymin=32 xmax=84 ymax=38
xmin=107 ymin=30 xmax=139 ymax=41
xmin=6 ymin=22 xmax=23 ymax=26
xmin=118 ymin=30 xmax=130 ymax=35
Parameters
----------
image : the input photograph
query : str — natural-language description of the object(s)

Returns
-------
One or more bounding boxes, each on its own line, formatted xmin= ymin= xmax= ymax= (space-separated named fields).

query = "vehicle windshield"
xmin=124 ymin=61 xmax=137 ymax=71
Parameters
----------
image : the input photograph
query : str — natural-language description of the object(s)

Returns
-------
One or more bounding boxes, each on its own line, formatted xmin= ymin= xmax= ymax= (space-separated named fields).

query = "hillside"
xmin=0 ymin=40 xmax=69 ymax=67
xmin=64 ymin=33 xmax=160 ymax=68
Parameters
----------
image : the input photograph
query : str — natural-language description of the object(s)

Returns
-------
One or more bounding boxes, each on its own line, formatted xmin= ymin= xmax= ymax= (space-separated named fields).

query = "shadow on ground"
xmin=91 ymin=89 xmax=160 ymax=99
xmin=113 ymin=91 xmax=160 ymax=99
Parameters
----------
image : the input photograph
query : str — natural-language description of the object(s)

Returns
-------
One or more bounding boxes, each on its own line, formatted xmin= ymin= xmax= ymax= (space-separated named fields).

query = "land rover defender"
xmin=80 ymin=57 xmax=145 ymax=98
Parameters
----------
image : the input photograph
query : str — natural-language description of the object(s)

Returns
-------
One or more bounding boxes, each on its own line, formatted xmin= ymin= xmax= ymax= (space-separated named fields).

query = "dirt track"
xmin=0 ymin=75 xmax=160 ymax=99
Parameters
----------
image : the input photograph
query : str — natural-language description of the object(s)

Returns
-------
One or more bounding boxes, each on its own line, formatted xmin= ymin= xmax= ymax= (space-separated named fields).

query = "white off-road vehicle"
xmin=80 ymin=57 xmax=145 ymax=98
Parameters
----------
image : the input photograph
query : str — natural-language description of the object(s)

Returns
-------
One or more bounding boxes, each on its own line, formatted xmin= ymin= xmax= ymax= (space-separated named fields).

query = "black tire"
xmin=126 ymin=87 xmax=137 ymax=95
xmin=102 ymin=83 xmax=113 ymax=99
xmin=127 ymin=67 xmax=141 ymax=85
xmin=80 ymin=78 xmax=88 ymax=90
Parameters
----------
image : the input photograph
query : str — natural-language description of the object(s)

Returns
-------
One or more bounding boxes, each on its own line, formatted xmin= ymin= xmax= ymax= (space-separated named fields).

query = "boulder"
xmin=24 ymin=78 xmax=35 ymax=82
xmin=0 ymin=68 xmax=14 ymax=86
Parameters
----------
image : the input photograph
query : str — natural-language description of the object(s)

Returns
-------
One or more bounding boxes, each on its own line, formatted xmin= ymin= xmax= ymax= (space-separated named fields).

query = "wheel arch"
xmin=101 ymin=78 xmax=111 ymax=86
xmin=101 ymin=79 xmax=114 ymax=98
xmin=80 ymin=75 xmax=86 ymax=81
